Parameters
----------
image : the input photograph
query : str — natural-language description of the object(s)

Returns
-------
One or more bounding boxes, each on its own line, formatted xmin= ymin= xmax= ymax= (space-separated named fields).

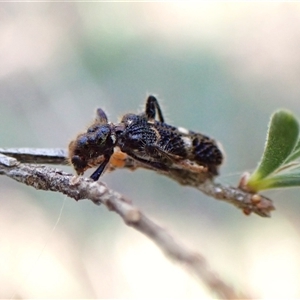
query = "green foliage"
xmin=246 ymin=110 xmax=300 ymax=191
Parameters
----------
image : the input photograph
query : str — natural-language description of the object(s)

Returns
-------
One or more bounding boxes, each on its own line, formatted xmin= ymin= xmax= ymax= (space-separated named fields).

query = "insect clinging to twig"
xmin=68 ymin=95 xmax=224 ymax=181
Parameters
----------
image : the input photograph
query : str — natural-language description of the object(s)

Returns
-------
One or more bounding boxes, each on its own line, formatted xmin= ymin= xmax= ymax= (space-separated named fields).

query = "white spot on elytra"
xmin=178 ymin=127 xmax=189 ymax=134
xmin=181 ymin=136 xmax=192 ymax=147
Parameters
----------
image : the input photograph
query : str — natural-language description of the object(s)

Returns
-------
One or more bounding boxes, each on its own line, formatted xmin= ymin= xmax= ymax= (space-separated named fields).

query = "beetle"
xmin=68 ymin=95 xmax=223 ymax=181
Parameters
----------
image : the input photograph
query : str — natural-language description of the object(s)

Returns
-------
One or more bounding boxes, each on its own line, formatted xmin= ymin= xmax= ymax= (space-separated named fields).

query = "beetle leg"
xmin=145 ymin=95 xmax=165 ymax=123
xmin=126 ymin=150 xmax=169 ymax=171
xmin=90 ymin=154 xmax=111 ymax=181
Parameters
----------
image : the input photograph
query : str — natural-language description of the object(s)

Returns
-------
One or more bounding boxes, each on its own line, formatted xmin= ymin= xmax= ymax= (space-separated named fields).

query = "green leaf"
xmin=285 ymin=139 xmax=300 ymax=163
xmin=274 ymin=161 xmax=300 ymax=173
xmin=247 ymin=110 xmax=299 ymax=190
xmin=250 ymin=167 xmax=300 ymax=190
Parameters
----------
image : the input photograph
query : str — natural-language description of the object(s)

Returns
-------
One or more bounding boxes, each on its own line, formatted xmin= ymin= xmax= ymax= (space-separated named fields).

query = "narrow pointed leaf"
xmin=251 ymin=168 xmax=300 ymax=190
xmin=248 ymin=110 xmax=299 ymax=186
xmin=275 ymin=161 xmax=300 ymax=173
xmin=285 ymin=139 xmax=300 ymax=163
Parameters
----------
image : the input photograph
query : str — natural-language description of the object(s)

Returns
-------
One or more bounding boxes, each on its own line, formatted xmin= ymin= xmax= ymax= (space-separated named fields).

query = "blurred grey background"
xmin=1 ymin=3 xmax=300 ymax=298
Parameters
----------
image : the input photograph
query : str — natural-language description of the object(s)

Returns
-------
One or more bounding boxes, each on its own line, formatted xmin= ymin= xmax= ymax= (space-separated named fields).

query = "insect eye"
xmin=94 ymin=125 xmax=110 ymax=140
xmin=77 ymin=136 xmax=89 ymax=148
xmin=121 ymin=113 xmax=137 ymax=124
xmin=87 ymin=124 xmax=103 ymax=133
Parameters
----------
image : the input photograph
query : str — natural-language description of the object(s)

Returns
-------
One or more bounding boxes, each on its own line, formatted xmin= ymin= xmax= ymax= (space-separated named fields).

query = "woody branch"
xmin=0 ymin=152 xmax=250 ymax=299
xmin=0 ymin=147 xmax=275 ymax=217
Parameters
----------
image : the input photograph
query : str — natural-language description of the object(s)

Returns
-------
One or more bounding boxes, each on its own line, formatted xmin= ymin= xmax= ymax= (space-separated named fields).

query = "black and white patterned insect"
xmin=68 ymin=95 xmax=224 ymax=181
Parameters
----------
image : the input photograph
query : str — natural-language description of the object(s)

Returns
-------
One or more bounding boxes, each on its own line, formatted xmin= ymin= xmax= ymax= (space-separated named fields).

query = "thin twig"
xmin=0 ymin=148 xmax=67 ymax=165
xmin=0 ymin=147 xmax=275 ymax=217
xmin=0 ymin=158 xmax=250 ymax=299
